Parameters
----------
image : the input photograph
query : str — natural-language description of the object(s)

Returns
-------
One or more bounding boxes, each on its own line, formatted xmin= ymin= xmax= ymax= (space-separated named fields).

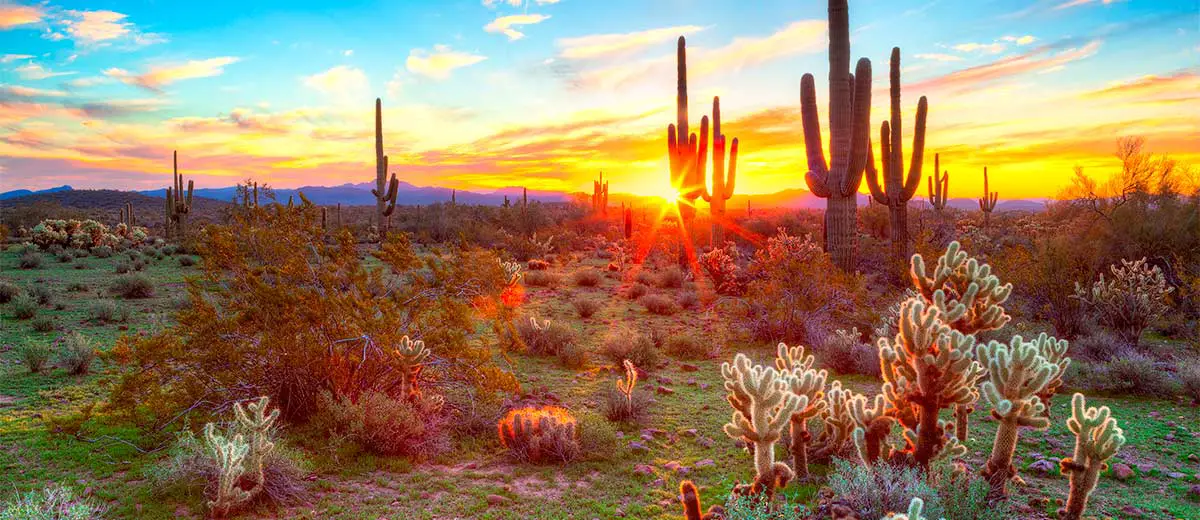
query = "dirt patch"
xmin=0 ymin=395 xmax=20 ymax=407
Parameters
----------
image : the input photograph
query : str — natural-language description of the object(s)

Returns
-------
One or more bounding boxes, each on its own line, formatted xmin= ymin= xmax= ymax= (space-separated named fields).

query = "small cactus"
xmin=393 ymin=336 xmax=432 ymax=401
xmin=884 ymin=497 xmax=941 ymax=520
xmin=978 ymin=166 xmax=997 ymax=226
xmin=680 ymin=480 xmax=724 ymax=520
xmin=204 ymin=423 xmax=251 ymax=518
xmin=927 ymin=153 xmax=948 ymax=211
xmin=775 ymin=342 xmax=828 ymax=479
xmin=497 ymin=405 xmax=580 ymax=463
xmin=616 ymin=359 xmax=638 ymax=410
xmin=1059 ymin=393 xmax=1125 ymax=520
xmin=721 ymin=352 xmax=802 ymax=497
xmin=592 ymin=171 xmax=609 ymax=215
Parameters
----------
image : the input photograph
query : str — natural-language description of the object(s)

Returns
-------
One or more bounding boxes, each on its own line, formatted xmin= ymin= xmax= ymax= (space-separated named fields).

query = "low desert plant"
xmin=626 ymin=283 xmax=649 ymax=300
xmin=818 ymin=328 xmax=880 ymax=377
xmin=0 ymin=484 xmax=108 ymax=520
xmin=527 ymin=259 xmax=550 ymax=270
xmin=65 ymin=281 xmax=87 ymax=292
xmin=557 ymin=340 xmax=589 ymax=369
xmin=515 ymin=317 xmax=578 ymax=356
xmin=91 ymin=245 xmax=113 ymax=258
xmin=31 ymin=315 xmax=56 ymax=333
xmin=313 ymin=391 xmax=449 ymax=458
xmin=524 ymin=270 xmax=561 ymax=287
xmin=1102 ymin=351 xmax=1178 ymax=396
xmin=11 ymin=293 xmax=37 ymax=319
xmin=677 ymin=291 xmax=700 ymax=310
xmin=18 ymin=250 xmax=43 ymax=269
xmin=59 ymin=332 xmax=97 ymax=375
xmin=601 ymin=383 xmax=652 ymax=424
xmin=178 ymin=255 xmax=197 ymax=267
xmin=113 ymin=260 xmax=131 ymax=274
xmin=111 ymin=274 xmax=155 ymax=299
xmin=664 ymin=334 xmax=708 ymax=359
xmin=599 ymin=326 xmax=661 ymax=369
xmin=497 ymin=405 xmax=580 ymax=463
xmin=0 ymin=282 xmax=21 ymax=303
xmin=1178 ymin=359 xmax=1200 ymax=405
xmin=576 ymin=411 xmax=619 ymax=461
xmin=1075 ymin=257 xmax=1173 ymax=348
xmin=56 ymin=250 xmax=74 ymax=263
xmin=72 ymin=260 xmax=88 ymax=270
xmin=826 ymin=458 xmax=943 ymax=520
xmin=634 ymin=270 xmax=655 ymax=286
xmin=1069 ymin=330 xmax=1121 ymax=362
xmin=571 ymin=296 xmax=601 ymax=318
xmin=88 ymin=300 xmax=130 ymax=323
xmin=29 ymin=285 xmax=54 ymax=306
xmin=640 ymin=293 xmax=679 ymax=315
xmin=655 ymin=266 xmax=685 ymax=289
xmin=17 ymin=341 xmax=53 ymax=374
xmin=572 ymin=269 xmax=602 ymax=287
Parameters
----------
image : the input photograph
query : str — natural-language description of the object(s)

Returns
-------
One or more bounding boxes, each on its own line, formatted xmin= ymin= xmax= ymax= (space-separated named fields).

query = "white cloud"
xmin=1 ymin=54 xmax=34 ymax=64
xmin=106 ymin=57 xmax=240 ymax=93
xmin=302 ymin=65 xmax=370 ymax=100
xmin=406 ymin=45 xmax=487 ymax=79
xmin=915 ymin=53 xmax=964 ymax=62
xmin=953 ymin=42 xmax=1007 ymax=54
xmin=484 ymin=14 xmax=550 ymax=41
xmin=557 ymin=25 xmax=706 ymax=60
xmin=1002 ymin=35 xmax=1038 ymax=45
xmin=14 ymin=62 xmax=76 ymax=80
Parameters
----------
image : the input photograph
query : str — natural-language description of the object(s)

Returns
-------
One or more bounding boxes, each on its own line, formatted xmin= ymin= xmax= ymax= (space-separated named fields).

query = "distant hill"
xmin=0 ymin=185 xmax=73 ymax=201
xmin=0 ymin=189 xmax=230 ymax=230
xmin=136 ymin=182 xmax=573 ymax=206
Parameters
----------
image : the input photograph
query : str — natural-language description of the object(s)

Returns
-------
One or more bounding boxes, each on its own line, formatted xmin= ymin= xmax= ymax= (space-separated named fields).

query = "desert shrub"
xmin=17 ymin=341 xmax=53 ymax=373
xmin=524 ymin=270 xmax=562 ymax=287
xmin=66 ymin=282 xmax=88 ymax=292
xmin=557 ymin=340 xmax=590 ymax=369
xmin=634 ymin=270 xmax=655 ymax=286
xmin=92 ymin=245 xmax=113 ymax=258
xmin=600 ymin=386 xmax=652 ymax=424
xmin=1075 ymin=257 xmax=1173 ymax=348
xmin=930 ymin=464 xmax=1006 ymax=520
xmin=516 ymin=317 xmax=578 ymax=357
xmin=0 ymin=485 xmax=108 ymax=520
xmin=640 ymin=293 xmax=679 ymax=315
xmin=655 ymin=266 xmax=685 ymax=289
xmin=664 ymin=334 xmax=708 ymax=359
xmin=572 ymin=296 xmax=601 ymax=318
xmin=527 ymin=259 xmax=550 ymax=270
xmin=572 ymin=269 xmax=602 ymax=287
xmin=698 ymin=243 xmax=747 ymax=295
xmin=576 ymin=411 xmax=619 ymax=461
xmin=1069 ymin=330 xmax=1122 ymax=362
xmin=28 ymin=284 xmax=54 ymax=306
xmin=106 ymin=203 xmax=520 ymax=425
xmin=11 ymin=293 xmax=37 ymax=319
xmin=47 ymin=244 xmax=64 ymax=255
xmin=0 ymin=282 xmax=20 ymax=303
xmin=677 ymin=291 xmax=700 ymax=310
xmin=131 ymin=258 xmax=146 ymax=271
xmin=1177 ymin=359 xmax=1200 ymax=405
xmin=113 ymin=260 xmax=131 ymax=274
xmin=110 ymin=274 xmax=155 ymax=299
xmin=88 ymin=300 xmax=130 ymax=323
xmin=18 ymin=250 xmax=43 ymax=269
xmin=497 ymin=405 xmax=580 ymax=463
xmin=1103 ymin=351 xmax=1178 ymax=396
xmin=313 ymin=391 xmax=449 ymax=458
xmin=626 ymin=283 xmax=649 ymax=300
xmin=59 ymin=332 xmax=97 ymax=375
xmin=31 ymin=315 xmax=56 ymax=333
xmin=178 ymin=255 xmax=197 ymax=267
xmin=72 ymin=260 xmax=88 ymax=270
xmin=56 ymin=250 xmax=75 ymax=263
xmin=818 ymin=328 xmax=881 ymax=377
xmin=826 ymin=458 xmax=942 ymax=520
xmin=599 ymin=326 xmax=660 ymax=369
xmin=719 ymin=494 xmax=808 ymax=519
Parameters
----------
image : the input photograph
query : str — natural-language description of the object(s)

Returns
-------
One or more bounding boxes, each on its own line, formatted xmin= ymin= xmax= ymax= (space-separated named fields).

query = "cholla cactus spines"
xmin=702 ymin=96 xmax=739 ymax=246
xmin=499 ymin=259 xmax=523 ymax=286
xmin=679 ymin=480 xmax=725 ymax=520
xmin=977 ymin=334 xmax=1070 ymax=497
xmin=497 ymin=405 xmax=580 ymax=463
xmin=1059 ymin=393 xmax=1126 ymax=520
xmin=809 ymin=379 xmax=858 ymax=461
xmin=800 ymin=0 xmax=873 ymax=271
xmin=850 ymin=393 xmax=894 ymax=465
xmin=592 ymin=171 xmax=609 ymax=215
xmin=978 ymin=166 xmax=998 ymax=227
xmin=884 ymin=497 xmax=943 ymax=520
xmin=1074 ymin=257 xmax=1173 ymax=348
xmin=721 ymin=353 xmax=803 ymax=495
xmin=232 ymin=396 xmax=279 ymax=495
xmin=910 ymin=241 xmax=1013 ymax=335
xmin=864 ymin=47 xmax=928 ymax=264
xmin=1035 ymin=333 xmax=1071 ymax=415
xmin=775 ymin=343 xmax=828 ymax=479
xmin=394 ymin=335 xmax=432 ymax=399
xmin=529 ymin=316 xmax=550 ymax=332
xmin=203 ymin=422 xmax=252 ymax=517
xmin=879 ymin=296 xmax=984 ymax=468
xmin=616 ymin=359 xmax=638 ymax=407
xmin=927 ymin=153 xmax=948 ymax=211
xmin=373 ymin=98 xmax=400 ymax=239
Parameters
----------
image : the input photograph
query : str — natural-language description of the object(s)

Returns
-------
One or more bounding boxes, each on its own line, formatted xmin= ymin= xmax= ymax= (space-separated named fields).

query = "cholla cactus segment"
xmin=394 ymin=335 xmax=431 ymax=366
xmin=1074 ymin=257 xmax=1173 ymax=347
xmin=529 ymin=317 xmax=550 ymax=331
xmin=885 ymin=497 xmax=942 ymax=520
xmin=810 ymin=380 xmax=858 ymax=460
xmin=850 ymin=393 xmax=894 ymax=464
xmin=910 ymin=241 xmax=1013 ymax=335
xmin=775 ymin=343 xmax=829 ymax=478
xmin=616 ymin=359 xmax=638 ymax=404
xmin=721 ymin=353 xmax=803 ymax=487
xmin=1060 ymin=393 xmax=1126 ymax=520
xmin=232 ymin=396 xmax=279 ymax=494
xmin=500 ymin=259 xmax=524 ymax=286
xmin=204 ymin=423 xmax=253 ymax=517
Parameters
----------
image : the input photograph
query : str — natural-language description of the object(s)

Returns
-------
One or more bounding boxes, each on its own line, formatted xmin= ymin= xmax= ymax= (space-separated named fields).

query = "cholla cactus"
xmin=499 ymin=259 xmax=523 ymax=286
xmin=977 ymin=334 xmax=1070 ymax=497
xmin=885 ymin=497 xmax=942 ymax=520
xmin=232 ymin=396 xmax=279 ymax=496
xmin=721 ymin=353 xmax=803 ymax=496
xmin=616 ymin=359 xmax=638 ymax=410
xmin=204 ymin=423 xmax=252 ymax=517
xmin=393 ymin=336 xmax=432 ymax=400
xmin=873 ymin=297 xmax=982 ymax=469
xmin=911 ymin=241 xmax=1011 ymax=441
xmin=1059 ymin=393 xmax=1126 ymax=520
xmin=530 ymin=317 xmax=550 ymax=332
xmin=775 ymin=343 xmax=829 ymax=479
xmin=1074 ymin=257 xmax=1173 ymax=348
xmin=809 ymin=380 xmax=858 ymax=461
xmin=850 ymin=393 xmax=893 ymax=464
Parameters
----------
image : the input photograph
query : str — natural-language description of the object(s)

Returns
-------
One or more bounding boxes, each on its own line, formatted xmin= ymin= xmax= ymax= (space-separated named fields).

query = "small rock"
xmin=699 ymin=383 xmax=710 ymax=390
xmin=633 ymin=464 xmax=655 ymax=475
xmin=1150 ymin=411 xmax=1161 ymax=418
xmin=1029 ymin=459 xmax=1056 ymax=475
xmin=1110 ymin=463 xmax=1134 ymax=481
xmin=628 ymin=441 xmax=649 ymax=453
xmin=663 ymin=461 xmax=684 ymax=473
xmin=680 ymin=363 xmax=700 ymax=372
xmin=694 ymin=459 xmax=715 ymax=469
xmin=640 ymin=432 xmax=654 ymax=441
xmin=1188 ymin=484 xmax=1200 ymax=499
xmin=1167 ymin=471 xmax=1186 ymax=480
xmin=698 ymin=438 xmax=715 ymax=449
xmin=656 ymin=376 xmax=674 ymax=385
xmin=656 ymin=386 xmax=675 ymax=395
xmin=487 ymin=494 xmax=511 ymax=506
xmin=687 ymin=378 xmax=697 ymax=386
xmin=680 ymin=429 xmax=698 ymax=438
xmin=1188 ymin=453 xmax=1199 ymax=463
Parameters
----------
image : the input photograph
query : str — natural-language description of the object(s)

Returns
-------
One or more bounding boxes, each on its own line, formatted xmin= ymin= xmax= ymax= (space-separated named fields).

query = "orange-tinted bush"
xmin=497 ymin=405 xmax=580 ymax=463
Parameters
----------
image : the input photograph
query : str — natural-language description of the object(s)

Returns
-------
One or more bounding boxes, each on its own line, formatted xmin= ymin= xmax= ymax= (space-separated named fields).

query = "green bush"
xmin=524 ymin=270 xmax=562 ymax=287
xmin=1178 ymin=359 xmax=1200 ymax=405
xmin=58 ymin=332 xmax=97 ymax=375
xmin=18 ymin=251 xmax=43 ymax=269
xmin=113 ymin=260 xmax=131 ymax=274
xmin=31 ymin=315 xmax=56 ymax=333
xmin=577 ymin=411 xmax=619 ymax=461
xmin=56 ymin=250 xmax=74 ymax=263
xmin=11 ymin=293 xmax=37 ymax=319
xmin=110 ymin=274 xmax=155 ymax=299
xmin=826 ymin=458 xmax=942 ymax=520
xmin=178 ymin=255 xmax=197 ymax=267
xmin=17 ymin=341 xmax=53 ymax=374
xmin=571 ymin=296 xmax=601 ymax=318
xmin=600 ymin=386 xmax=652 ymax=424
xmin=91 ymin=245 xmax=113 ymax=258
xmin=72 ymin=260 xmax=88 ymax=270
xmin=0 ymin=485 xmax=107 ymax=520
xmin=88 ymin=300 xmax=130 ymax=323
xmin=29 ymin=285 xmax=54 ymax=306
xmin=66 ymin=282 xmax=88 ymax=292
xmin=557 ymin=340 xmax=589 ymax=369
xmin=312 ymin=391 xmax=449 ymax=458
xmin=515 ymin=317 xmax=578 ymax=357
xmin=0 ymin=282 xmax=21 ymax=303
xmin=1104 ymin=351 xmax=1179 ymax=396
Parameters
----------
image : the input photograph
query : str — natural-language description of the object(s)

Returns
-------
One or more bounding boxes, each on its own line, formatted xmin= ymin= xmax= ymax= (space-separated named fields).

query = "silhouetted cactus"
xmin=165 ymin=150 xmax=194 ymax=238
xmin=623 ymin=206 xmax=633 ymax=239
xmin=702 ymin=96 xmax=738 ymax=246
xmin=119 ymin=202 xmax=135 ymax=229
xmin=592 ymin=171 xmax=609 ymax=215
xmin=927 ymin=154 xmax=948 ymax=211
xmin=978 ymin=166 xmax=997 ymax=226
xmin=800 ymin=0 xmax=873 ymax=271
xmin=667 ymin=36 xmax=709 ymax=267
xmin=864 ymin=47 xmax=927 ymax=265
xmin=373 ymin=98 xmax=399 ymax=240
xmin=1059 ymin=393 xmax=1125 ymax=520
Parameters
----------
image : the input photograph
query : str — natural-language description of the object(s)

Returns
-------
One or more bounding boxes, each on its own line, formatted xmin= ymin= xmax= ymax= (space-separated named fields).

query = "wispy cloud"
xmin=557 ymin=25 xmax=706 ymax=60
xmin=105 ymin=57 xmax=240 ymax=93
xmin=76 ymin=98 xmax=168 ymax=118
xmin=914 ymin=53 xmax=963 ymax=62
xmin=1054 ymin=0 xmax=1123 ymax=10
xmin=0 ymin=1 xmax=42 ymax=29
xmin=912 ymin=40 xmax=1102 ymax=93
xmin=1080 ymin=69 xmax=1200 ymax=103
xmin=952 ymin=42 xmax=1006 ymax=54
xmin=13 ymin=61 xmax=75 ymax=80
xmin=1001 ymin=35 xmax=1038 ymax=45
xmin=484 ymin=13 xmax=550 ymax=41
xmin=1 ymin=53 xmax=34 ymax=63
xmin=302 ymin=65 xmax=370 ymax=101
xmin=406 ymin=45 xmax=486 ymax=79
xmin=41 ymin=8 xmax=167 ymax=48
xmin=0 ymin=84 xmax=68 ymax=98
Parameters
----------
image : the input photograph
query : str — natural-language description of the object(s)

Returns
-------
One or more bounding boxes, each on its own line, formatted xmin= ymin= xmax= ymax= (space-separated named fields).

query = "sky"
xmin=0 ymin=0 xmax=1197 ymax=199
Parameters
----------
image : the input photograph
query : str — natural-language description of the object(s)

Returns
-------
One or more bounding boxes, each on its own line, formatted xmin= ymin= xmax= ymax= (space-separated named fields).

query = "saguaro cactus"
xmin=721 ymin=353 xmax=802 ymax=497
xmin=775 ymin=343 xmax=828 ymax=479
xmin=977 ymin=334 xmax=1070 ymax=498
xmin=118 ymin=202 xmax=135 ymax=228
xmin=373 ymin=98 xmax=399 ymax=240
xmin=1059 ymin=393 xmax=1125 ymax=520
xmin=927 ymin=154 xmax=949 ymax=211
xmin=801 ymin=0 xmax=873 ymax=271
xmin=702 ymin=96 xmax=738 ymax=246
xmin=864 ymin=47 xmax=927 ymax=264
xmin=978 ymin=167 xmax=997 ymax=226
xmin=667 ymin=36 xmax=710 ymax=267
xmin=165 ymin=150 xmax=194 ymax=238
xmin=623 ymin=206 xmax=633 ymax=239
xmin=592 ymin=172 xmax=608 ymax=215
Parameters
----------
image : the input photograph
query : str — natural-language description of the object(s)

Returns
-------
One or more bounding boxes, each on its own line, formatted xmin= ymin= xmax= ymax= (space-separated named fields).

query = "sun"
xmin=659 ymin=189 xmax=680 ymax=205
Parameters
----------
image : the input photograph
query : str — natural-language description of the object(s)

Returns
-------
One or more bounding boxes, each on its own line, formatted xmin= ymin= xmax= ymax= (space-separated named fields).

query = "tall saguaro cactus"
xmin=702 ymin=96 xmax=738 ymax=246
xmin=592 ymin=171 xmax=608 ymax=215
xmin=373 ymin=98 xmax=399 ymax=240
xmin=928 ymin=154 xmax=949 ymax=211
xmin=119 ymin=202 xmax=135 ymax=228
xmin=978 ymin=167 xmax=997 ymax=226
xmin=864 ymin=47 xmax=927 ymax=264
xmin=667 ymin=36 xmax=710 ymax=267
xmin=801 ymin=0 xmax=873 ymax=271
xmin=165 ymin=150 xmax=193 ymax=239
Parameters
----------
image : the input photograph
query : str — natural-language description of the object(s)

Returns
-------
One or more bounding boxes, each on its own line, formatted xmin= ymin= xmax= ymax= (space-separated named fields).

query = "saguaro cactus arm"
xmin=800 ymin=58 xmax=873 ymax=198
xmin=978 ymin=167 xmax=998 ymax=212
